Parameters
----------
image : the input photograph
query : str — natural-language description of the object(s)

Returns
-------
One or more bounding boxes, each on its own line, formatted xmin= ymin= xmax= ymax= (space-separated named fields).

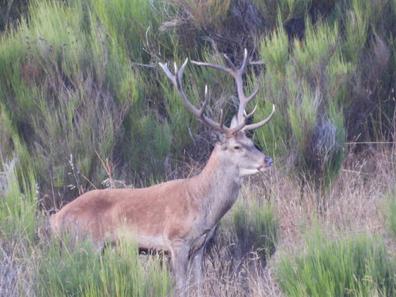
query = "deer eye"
xmin=233 ymin=145 xmax=241 ymax=150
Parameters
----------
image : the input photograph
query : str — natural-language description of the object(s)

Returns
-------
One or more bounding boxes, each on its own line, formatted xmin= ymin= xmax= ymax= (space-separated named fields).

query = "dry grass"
xmin=196 ymin=147 xmax=396 ymax=297
xmin=1 ymin=148 xmax=396 ymax=297
xmin=271 ymin=148 xmax=395 ymax=243
xmin=0 ymin=239 xmax=35 ymax=297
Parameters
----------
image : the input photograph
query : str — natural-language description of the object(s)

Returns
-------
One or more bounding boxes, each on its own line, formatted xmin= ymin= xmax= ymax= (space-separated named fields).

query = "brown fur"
xmin=50 ymin=139 xmax=272 ymax=295
xmin=51 ymin=50 xmax=275 ymax=295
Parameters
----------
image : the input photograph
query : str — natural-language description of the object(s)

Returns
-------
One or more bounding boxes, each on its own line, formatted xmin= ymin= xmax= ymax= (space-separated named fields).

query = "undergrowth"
xmin=37 ymin=238 xmax=171 ymax=297
xmin=277 ymin=231 xmax=396 ymax=297
xmin=1 ymin=1 xmax=396 ymax=296
xmin=1 ymin=0 xmax=396 ymax=203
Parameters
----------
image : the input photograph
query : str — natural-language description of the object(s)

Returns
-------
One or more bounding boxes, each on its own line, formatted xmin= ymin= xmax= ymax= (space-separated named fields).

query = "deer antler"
xmin=159 ymin=59 xmax=244 ymax=134
xmin=159 ymin=49 xmax=275 ymax=135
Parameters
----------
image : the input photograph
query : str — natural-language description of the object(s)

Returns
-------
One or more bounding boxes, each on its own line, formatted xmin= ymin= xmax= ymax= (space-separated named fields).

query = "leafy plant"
xmin=277 ymin=232 xmax=396 ymax=297
xmin=37 ymin=237 xmax=171 ymax=297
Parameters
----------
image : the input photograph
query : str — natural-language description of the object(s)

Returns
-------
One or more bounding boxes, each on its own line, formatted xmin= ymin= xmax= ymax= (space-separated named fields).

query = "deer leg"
xmin=192 ymin=227 xmax=217 ymax=296
xmin=191 ymin=246 xmax=204 ymax=296
xmin=171 ymin=243 xmax=190 ymax=296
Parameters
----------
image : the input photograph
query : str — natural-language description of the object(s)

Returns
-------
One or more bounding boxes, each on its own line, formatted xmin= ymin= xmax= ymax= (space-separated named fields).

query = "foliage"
xmin=0 ymin=156 xmax=37 ymax=241
xmin=0 ymin=0 xmax=29 ymax=31
xmin=384 ymin=189 xmax=396 ymax=238
xmin=3 ymin=2 xmax=396 ymax=295
xmin=277 ymin=232 xmax=396 ymax=297
xmin=0 ymin=0 xmax=396 ymax=203
xmin=256 ymin=19 xmax=348 ymax=189
xmin=37 ymin=238 xmax=171 ymax=297
xmin=231 ymin=199 xmax=278 ymax=261
xmin=0 ymin=0 xmax=195 ymax=201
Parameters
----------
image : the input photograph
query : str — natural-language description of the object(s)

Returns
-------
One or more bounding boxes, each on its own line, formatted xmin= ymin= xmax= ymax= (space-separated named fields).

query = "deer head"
xmin=159 ymin=49 xmax=275 ymax=177
xmin=50 ymin=51 xmax=276 ymax=296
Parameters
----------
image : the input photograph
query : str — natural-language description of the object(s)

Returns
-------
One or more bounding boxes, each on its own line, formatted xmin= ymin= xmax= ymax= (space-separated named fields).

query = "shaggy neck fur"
xmin=189 ymin=144 xmax=241 ymax=229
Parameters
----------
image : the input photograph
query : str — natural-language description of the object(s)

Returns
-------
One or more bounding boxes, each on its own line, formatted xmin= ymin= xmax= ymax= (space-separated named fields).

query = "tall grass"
xmin=0 ymin=154 xmax=171 ymax=297
xmin=2 ymin=3 xmax=396 ymax=297
xmin=277 ymin=232 xmax=396 ymax=297
xmin=232 ymin=199 xmax=278 ymax=261
xmin=0 ymin=159 xmax=37 ymax=241
xmin=37 ymin=238 xmax=171 ymax=297
xmin=384 ymin=189 xmax=396 ymax=238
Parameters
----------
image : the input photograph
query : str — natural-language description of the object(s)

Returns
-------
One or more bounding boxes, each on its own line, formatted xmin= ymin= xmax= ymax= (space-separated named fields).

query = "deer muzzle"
xmin=258 ymin=156 xmax=273 ymax=171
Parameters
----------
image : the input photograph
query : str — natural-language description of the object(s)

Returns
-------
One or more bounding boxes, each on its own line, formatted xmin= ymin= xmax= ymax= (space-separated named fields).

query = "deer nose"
xmin=265 ymin=156 xmax=273 ymax=167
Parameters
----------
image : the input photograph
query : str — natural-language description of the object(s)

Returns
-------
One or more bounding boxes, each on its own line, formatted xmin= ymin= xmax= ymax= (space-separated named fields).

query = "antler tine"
xmin=174 ymin=62 xmax=178 ymax=74
xmin=191 ymin=60 xmax=234 ymax=76
xmin=159 ymin=59 xmax=227 ymax=133
xmin=191 ymin=49 xmax=274 ymax=134
xmin=245 ymin=85 xmax=259 ymax=104
xmin=238 ymin=48 xmax=249 ymax=74
xmin=158 ymin=62 xmax=177 ymax=85
xmin=217 ymin=107 xmax=246 ymax=135
xmin=249 ymin=59 xmax=264 ymax=66
xmin=227 ymin=48 xmax=259 ymax=124
xmin=160 ymin=51 xmax=275 ymax=136
xmin=200 ymin=85 xmax=210 ymax=116
xmin=219 ymin=109 xmax=225 ymax=129
xmin=243 ymin=104 xmax=258 ymax=118
xmin=243 ymin=104 xmax=276 ymax=131
xmin=176 ymin=58 xmax=189 ymax=87
xmin=223 ymin=54 xmax=236 ymax=69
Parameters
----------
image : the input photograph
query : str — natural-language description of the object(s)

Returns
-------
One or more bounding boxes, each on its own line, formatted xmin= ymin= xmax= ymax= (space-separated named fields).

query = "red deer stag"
xmin=50 ymin=49 xmax=275 ymax=295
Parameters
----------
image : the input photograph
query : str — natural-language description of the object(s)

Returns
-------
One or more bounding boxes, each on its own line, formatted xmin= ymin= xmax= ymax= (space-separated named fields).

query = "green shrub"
xmin=277 ymin=232 xmax=396 ymax=297
xmin=37 ymin=237 xmax=171 ymax=297
xmin=0 ymin=159 xmax=37 ymax=241
xmin=256 ymin=19 xmax=348 ymax=189
xmin=1 ymin=0 xmax=396 ymax=203
xmin=0 ymin=0 xmax=183 ymax=194
xmin=0 ymin=0 xmax=29 ymax=31
xmin=231 ymin=199 xmax=278 ymax=261
xmin=0 ymin=104 xmax=15 ymax=162
xmin=0 ymin=0 xmax=127 ymax=195
xmin=252 ymin=0 xmax=310 ymax=29
xmin=88 ymin=0 xmax=163 ymax=61
xmin=168 ymin=0 xmax=231 ymax=29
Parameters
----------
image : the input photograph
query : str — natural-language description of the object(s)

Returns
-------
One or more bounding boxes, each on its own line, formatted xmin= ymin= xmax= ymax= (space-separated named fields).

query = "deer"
xmin=49 ymin=49 xmax=275 ymax=296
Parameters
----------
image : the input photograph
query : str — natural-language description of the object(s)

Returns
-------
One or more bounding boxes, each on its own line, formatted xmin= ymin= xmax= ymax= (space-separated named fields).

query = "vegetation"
xmin=38 ymin=239 xmax=171 ymax=297
xmin=1 ymin=0 xmax=396 ymax=296
xmin=1 ymin=0 xmax=396 ymax=200
xmin=0 ymin=158 xmax=37 ymax=242
xmin=231 ymin=199 xmax=278 ymax=260
xmin=277 ymin=232 xmax=396 ymax=297
xmin=384 ymin=189 xmax=396 ymax=238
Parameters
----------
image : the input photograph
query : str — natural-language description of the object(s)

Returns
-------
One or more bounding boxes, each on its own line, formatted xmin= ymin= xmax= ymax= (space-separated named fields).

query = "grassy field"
xmin=1 ymin=0 xmax=396 ymax=296
xmin=2 ymin=148 xmax=396 ymax=296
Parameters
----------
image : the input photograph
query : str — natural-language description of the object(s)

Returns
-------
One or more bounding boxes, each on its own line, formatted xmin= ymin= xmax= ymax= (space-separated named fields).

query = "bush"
xmin=0 ymin=0 xmax=192 ymax=200
xmin=277 ymin=232 xmax=396 ymax=297
xmin=1 ymin=0 xmax=396 ymax=204
xmin=0 ymin=0 xmax=29 ymax=31
xmin=231 ymin=199 xmax=278 ymax=261
xmin=0 ymin=158 xmax=37 ymax=241
xmin=255 ymin=19 xmax=348 ymax=190
xmin=37 ymin=238 xmax=171 ymax=297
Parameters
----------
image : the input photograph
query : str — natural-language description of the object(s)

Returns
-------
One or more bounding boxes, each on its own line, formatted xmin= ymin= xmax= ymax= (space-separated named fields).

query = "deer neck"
xmin=190 ymin=145 xmax=241 ymax=228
